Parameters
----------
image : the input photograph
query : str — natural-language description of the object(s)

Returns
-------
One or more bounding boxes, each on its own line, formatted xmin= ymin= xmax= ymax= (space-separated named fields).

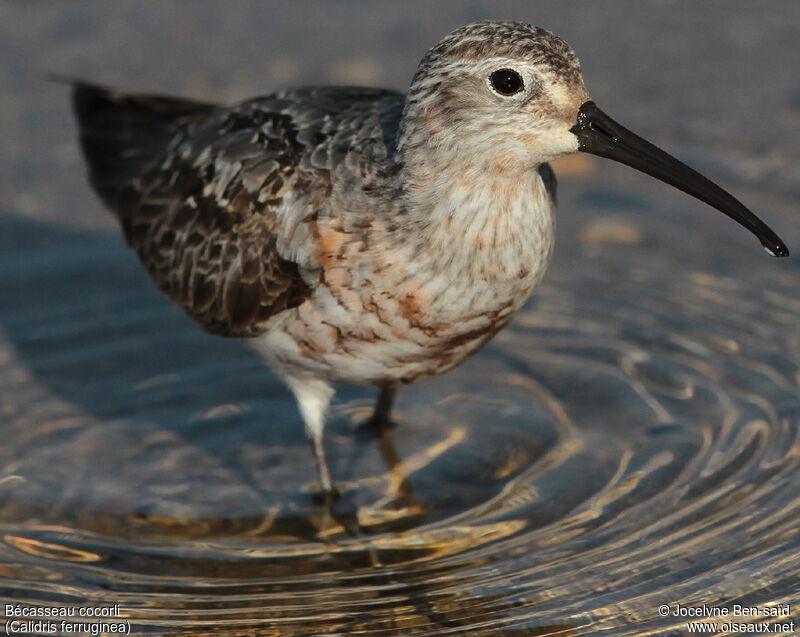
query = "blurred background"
xmin=3 ymin=0 xmax=800 ymax=232
xmin=1 ymin=2 xmax=799 ymax=635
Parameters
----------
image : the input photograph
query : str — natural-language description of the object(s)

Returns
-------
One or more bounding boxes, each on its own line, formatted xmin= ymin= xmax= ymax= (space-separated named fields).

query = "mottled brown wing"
xmin=73 ymin=83 xmax=320 ymax=337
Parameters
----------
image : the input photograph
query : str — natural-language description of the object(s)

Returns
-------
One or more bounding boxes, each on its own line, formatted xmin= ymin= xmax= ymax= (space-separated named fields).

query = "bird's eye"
xmin=489 ymin=69 xmax=524 ymax=96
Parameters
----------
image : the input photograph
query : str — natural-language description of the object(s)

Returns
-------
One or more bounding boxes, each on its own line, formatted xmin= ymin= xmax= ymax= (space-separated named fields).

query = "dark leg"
xmin=370 ymin=387 xmax=396 ymax=429
xmin=360 ymin=388 xmax=421 ymax=508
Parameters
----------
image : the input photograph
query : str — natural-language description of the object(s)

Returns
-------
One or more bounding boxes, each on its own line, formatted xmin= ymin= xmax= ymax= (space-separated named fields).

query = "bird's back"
xmin=72 ymin=83 xmax=404 ymax=337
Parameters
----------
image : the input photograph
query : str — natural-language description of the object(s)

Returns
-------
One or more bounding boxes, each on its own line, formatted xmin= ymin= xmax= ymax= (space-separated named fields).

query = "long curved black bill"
xmin=570 ymin=101 xmax=788 ymax=257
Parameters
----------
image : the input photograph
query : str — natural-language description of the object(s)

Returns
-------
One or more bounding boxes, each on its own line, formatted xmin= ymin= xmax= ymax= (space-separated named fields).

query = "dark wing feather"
xmin=72 ymin=82 xmax=319 ymax=337
xmin=537 ymin=163 xmax=557 ymax=205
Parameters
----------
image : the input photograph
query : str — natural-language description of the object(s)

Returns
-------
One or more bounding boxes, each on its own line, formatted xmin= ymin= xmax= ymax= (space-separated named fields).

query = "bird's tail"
xmin=65 ymin=78 xmax=216 ymax=217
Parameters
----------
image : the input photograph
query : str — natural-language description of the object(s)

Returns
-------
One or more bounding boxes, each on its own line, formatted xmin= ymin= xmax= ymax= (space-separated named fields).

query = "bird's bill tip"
xmin=764 ymin=242 xmax=790 ymax=258
xmin=569 ymin=100 xmax=789 ymax=258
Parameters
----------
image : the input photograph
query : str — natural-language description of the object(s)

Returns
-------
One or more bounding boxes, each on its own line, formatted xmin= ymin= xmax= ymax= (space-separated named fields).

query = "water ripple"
xmin=0 ymin=199 xmax=799 ymax=634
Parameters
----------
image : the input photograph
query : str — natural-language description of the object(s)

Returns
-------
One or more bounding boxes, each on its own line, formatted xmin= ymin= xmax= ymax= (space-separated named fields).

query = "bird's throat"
xmin=391 ymin=164 xmax=556 ymax=319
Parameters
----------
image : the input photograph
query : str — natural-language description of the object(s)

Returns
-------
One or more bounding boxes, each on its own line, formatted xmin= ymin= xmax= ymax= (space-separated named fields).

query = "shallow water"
xmin=1 ymin=163 xmax=799 ymax=633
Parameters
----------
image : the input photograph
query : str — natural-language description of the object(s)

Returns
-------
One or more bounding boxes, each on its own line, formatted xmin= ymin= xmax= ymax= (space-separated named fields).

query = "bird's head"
xmin=399 ymin=20 xmax=787 ymax=257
